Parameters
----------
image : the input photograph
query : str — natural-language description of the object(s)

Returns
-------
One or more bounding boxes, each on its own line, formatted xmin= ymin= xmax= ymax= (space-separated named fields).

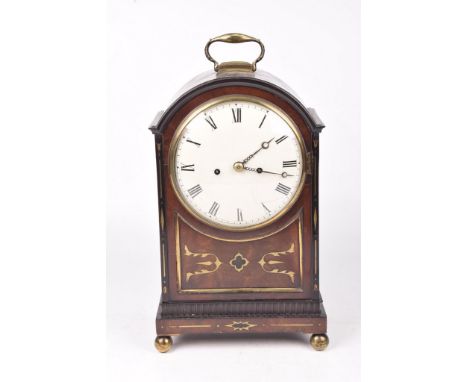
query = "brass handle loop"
xmin=204 ymin=33 xmax=265 ymax=72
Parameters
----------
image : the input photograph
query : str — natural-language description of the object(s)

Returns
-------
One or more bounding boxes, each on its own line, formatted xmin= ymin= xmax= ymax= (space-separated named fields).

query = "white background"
xmin=107 ymin=0 xmax=360 ymax=381
xmin=1 ymin=1 xmax=468 ymax=382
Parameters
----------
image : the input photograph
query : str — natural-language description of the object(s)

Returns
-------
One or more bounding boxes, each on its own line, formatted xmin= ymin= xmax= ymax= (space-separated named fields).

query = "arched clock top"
xmin=149 ymin=74 xmax=325 ymax=137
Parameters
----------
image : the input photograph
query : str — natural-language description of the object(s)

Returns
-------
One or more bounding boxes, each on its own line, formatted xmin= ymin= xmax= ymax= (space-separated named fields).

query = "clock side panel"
xmin=155 ymin=83 xmax=319 ymax=302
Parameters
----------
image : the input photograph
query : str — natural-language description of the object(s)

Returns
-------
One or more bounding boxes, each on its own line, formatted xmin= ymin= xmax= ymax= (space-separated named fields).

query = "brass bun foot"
xmin=155 ymin=336 xmax=173 ymax=353
xmin=310 ymin=333 xmax=329 ymax=351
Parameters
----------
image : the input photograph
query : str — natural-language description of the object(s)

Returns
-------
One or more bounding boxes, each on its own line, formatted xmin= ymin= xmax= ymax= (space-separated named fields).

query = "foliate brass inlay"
xmin=258 ymin=243 xmax=296 ymax=283
xmin=225 ymin=321 xmax=257 ymax=331
xmin=184 ymin=245 xmax=222 ymax=282
xmin=229 ymin=253 xmax=249 ymax=272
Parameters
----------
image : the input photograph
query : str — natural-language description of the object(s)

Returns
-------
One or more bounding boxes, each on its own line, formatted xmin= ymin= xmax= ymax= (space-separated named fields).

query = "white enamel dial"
xmin=171 ymin=96 xmax=305 ymax=230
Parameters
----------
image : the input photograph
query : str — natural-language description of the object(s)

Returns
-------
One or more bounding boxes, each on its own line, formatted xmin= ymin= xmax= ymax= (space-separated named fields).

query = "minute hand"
xmin=241 ymin=138 xmax=274 ymax=164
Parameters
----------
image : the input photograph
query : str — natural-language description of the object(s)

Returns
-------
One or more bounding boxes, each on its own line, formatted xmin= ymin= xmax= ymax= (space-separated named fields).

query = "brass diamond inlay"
xmin=225 ymin=321 xmax=257 ymax=331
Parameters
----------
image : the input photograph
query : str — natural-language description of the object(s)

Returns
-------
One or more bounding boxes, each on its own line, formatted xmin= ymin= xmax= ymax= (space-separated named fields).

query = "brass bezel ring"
xmin=168 ymin=94 xmax=307 ymax=232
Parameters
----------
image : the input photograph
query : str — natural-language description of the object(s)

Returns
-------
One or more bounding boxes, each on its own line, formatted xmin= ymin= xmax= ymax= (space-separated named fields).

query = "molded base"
xmin=156 ymin=299 xmax=327 ymax=336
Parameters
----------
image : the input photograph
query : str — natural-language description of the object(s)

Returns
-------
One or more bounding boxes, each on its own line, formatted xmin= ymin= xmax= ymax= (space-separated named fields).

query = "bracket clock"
xmin=149 ymin=33 xmax=328 ymax=352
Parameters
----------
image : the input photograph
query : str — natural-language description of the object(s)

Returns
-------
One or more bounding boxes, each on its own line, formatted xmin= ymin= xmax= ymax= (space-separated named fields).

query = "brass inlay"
xmin=229 ymin=253 xmax=249 ymax=272
xmin=176 ymin=218 xmax=182 ymax=290
xmin=160 ymin=208 xmax=165 ymax=230
xmin=313 ymin=208 xmax=317 ymax=230
xmin=178 ymin=286 xmax=302 ymax=293
xmin=299 ymin=217 xmax=303 ymax=283
xmin=258 ymin=243 xmax=296 ymax=283
xmin=168 ymin=324 xmax=212 ymax=328
xmin=168 ymin=95 xmax=307 ymax=232
xmin=225 ymin=321 xmax=257 ymax=331
xmin=175 ymin=214 xmax=304 ymax=293
xmin=184 ymin=245 xmax=222 ymax=282
xmin=314 ymin=239 xmax=318 ymax=276
xmin=161 ymin=241 xmax=166 ymax=278
xmin=270 ymin=323 xmax=315 ymax=327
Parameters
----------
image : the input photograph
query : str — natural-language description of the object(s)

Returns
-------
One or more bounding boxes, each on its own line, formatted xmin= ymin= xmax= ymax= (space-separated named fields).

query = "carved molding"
xmin=160 ymin=299 xmax=323 ymax=319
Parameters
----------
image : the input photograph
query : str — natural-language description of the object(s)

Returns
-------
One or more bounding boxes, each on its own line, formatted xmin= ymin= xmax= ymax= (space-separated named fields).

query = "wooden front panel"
xmin=176 ymin=212 xmax=303 ymax=293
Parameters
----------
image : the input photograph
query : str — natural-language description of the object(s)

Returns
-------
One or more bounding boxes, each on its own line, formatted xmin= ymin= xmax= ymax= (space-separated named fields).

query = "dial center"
xmin=233 ymin=162 xmax=244 ymax=172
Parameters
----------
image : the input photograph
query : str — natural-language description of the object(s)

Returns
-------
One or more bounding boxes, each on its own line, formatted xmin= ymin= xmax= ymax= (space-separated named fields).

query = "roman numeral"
xmin=187 ymin=184 xmax=202 ymax=198
xmin=275 ymin=182 xmax=291 ymax=196
xmin=261 ymin=202 xmax=271 ymax=214
xmin=181 ymin=164 xmax=195 ymax=171
xmin=283 ymin=160 xmax=297 ymax=168
xmin=275 ymin=135 xmax=288 ymax=144
xmin=232 ymin=108 xmax=241 ymax=123
xmin=205 ymin=116 xmax=217 ymax=130
xmin=258 ymin=114 xmax=267 ymax=128
xmin=186 ymin=139 xmax=201 ymax=146
xmin=237 ymin=208 xmax=243 ymax=222
xmin=208 ymin=201 xmax=220 ymax=216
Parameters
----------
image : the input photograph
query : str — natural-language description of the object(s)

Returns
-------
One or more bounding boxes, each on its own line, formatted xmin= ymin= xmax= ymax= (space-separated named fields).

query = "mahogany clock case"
xmin=150 ymin=71 xmax=326 ymax=339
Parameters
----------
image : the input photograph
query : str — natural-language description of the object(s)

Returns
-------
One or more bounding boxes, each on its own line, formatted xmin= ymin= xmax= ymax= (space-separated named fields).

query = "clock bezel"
xmin=168 ymin=94 xmax=307 ymax=232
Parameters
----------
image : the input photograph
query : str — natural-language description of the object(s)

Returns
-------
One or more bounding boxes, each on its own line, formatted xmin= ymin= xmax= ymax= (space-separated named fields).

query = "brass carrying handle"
xmin=204 ymin=33 xmax=265 ymax=72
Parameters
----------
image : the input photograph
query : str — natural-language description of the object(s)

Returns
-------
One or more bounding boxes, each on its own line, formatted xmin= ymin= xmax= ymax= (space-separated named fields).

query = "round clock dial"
xmin=170 ymin=96 xmax=305 ymax=230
